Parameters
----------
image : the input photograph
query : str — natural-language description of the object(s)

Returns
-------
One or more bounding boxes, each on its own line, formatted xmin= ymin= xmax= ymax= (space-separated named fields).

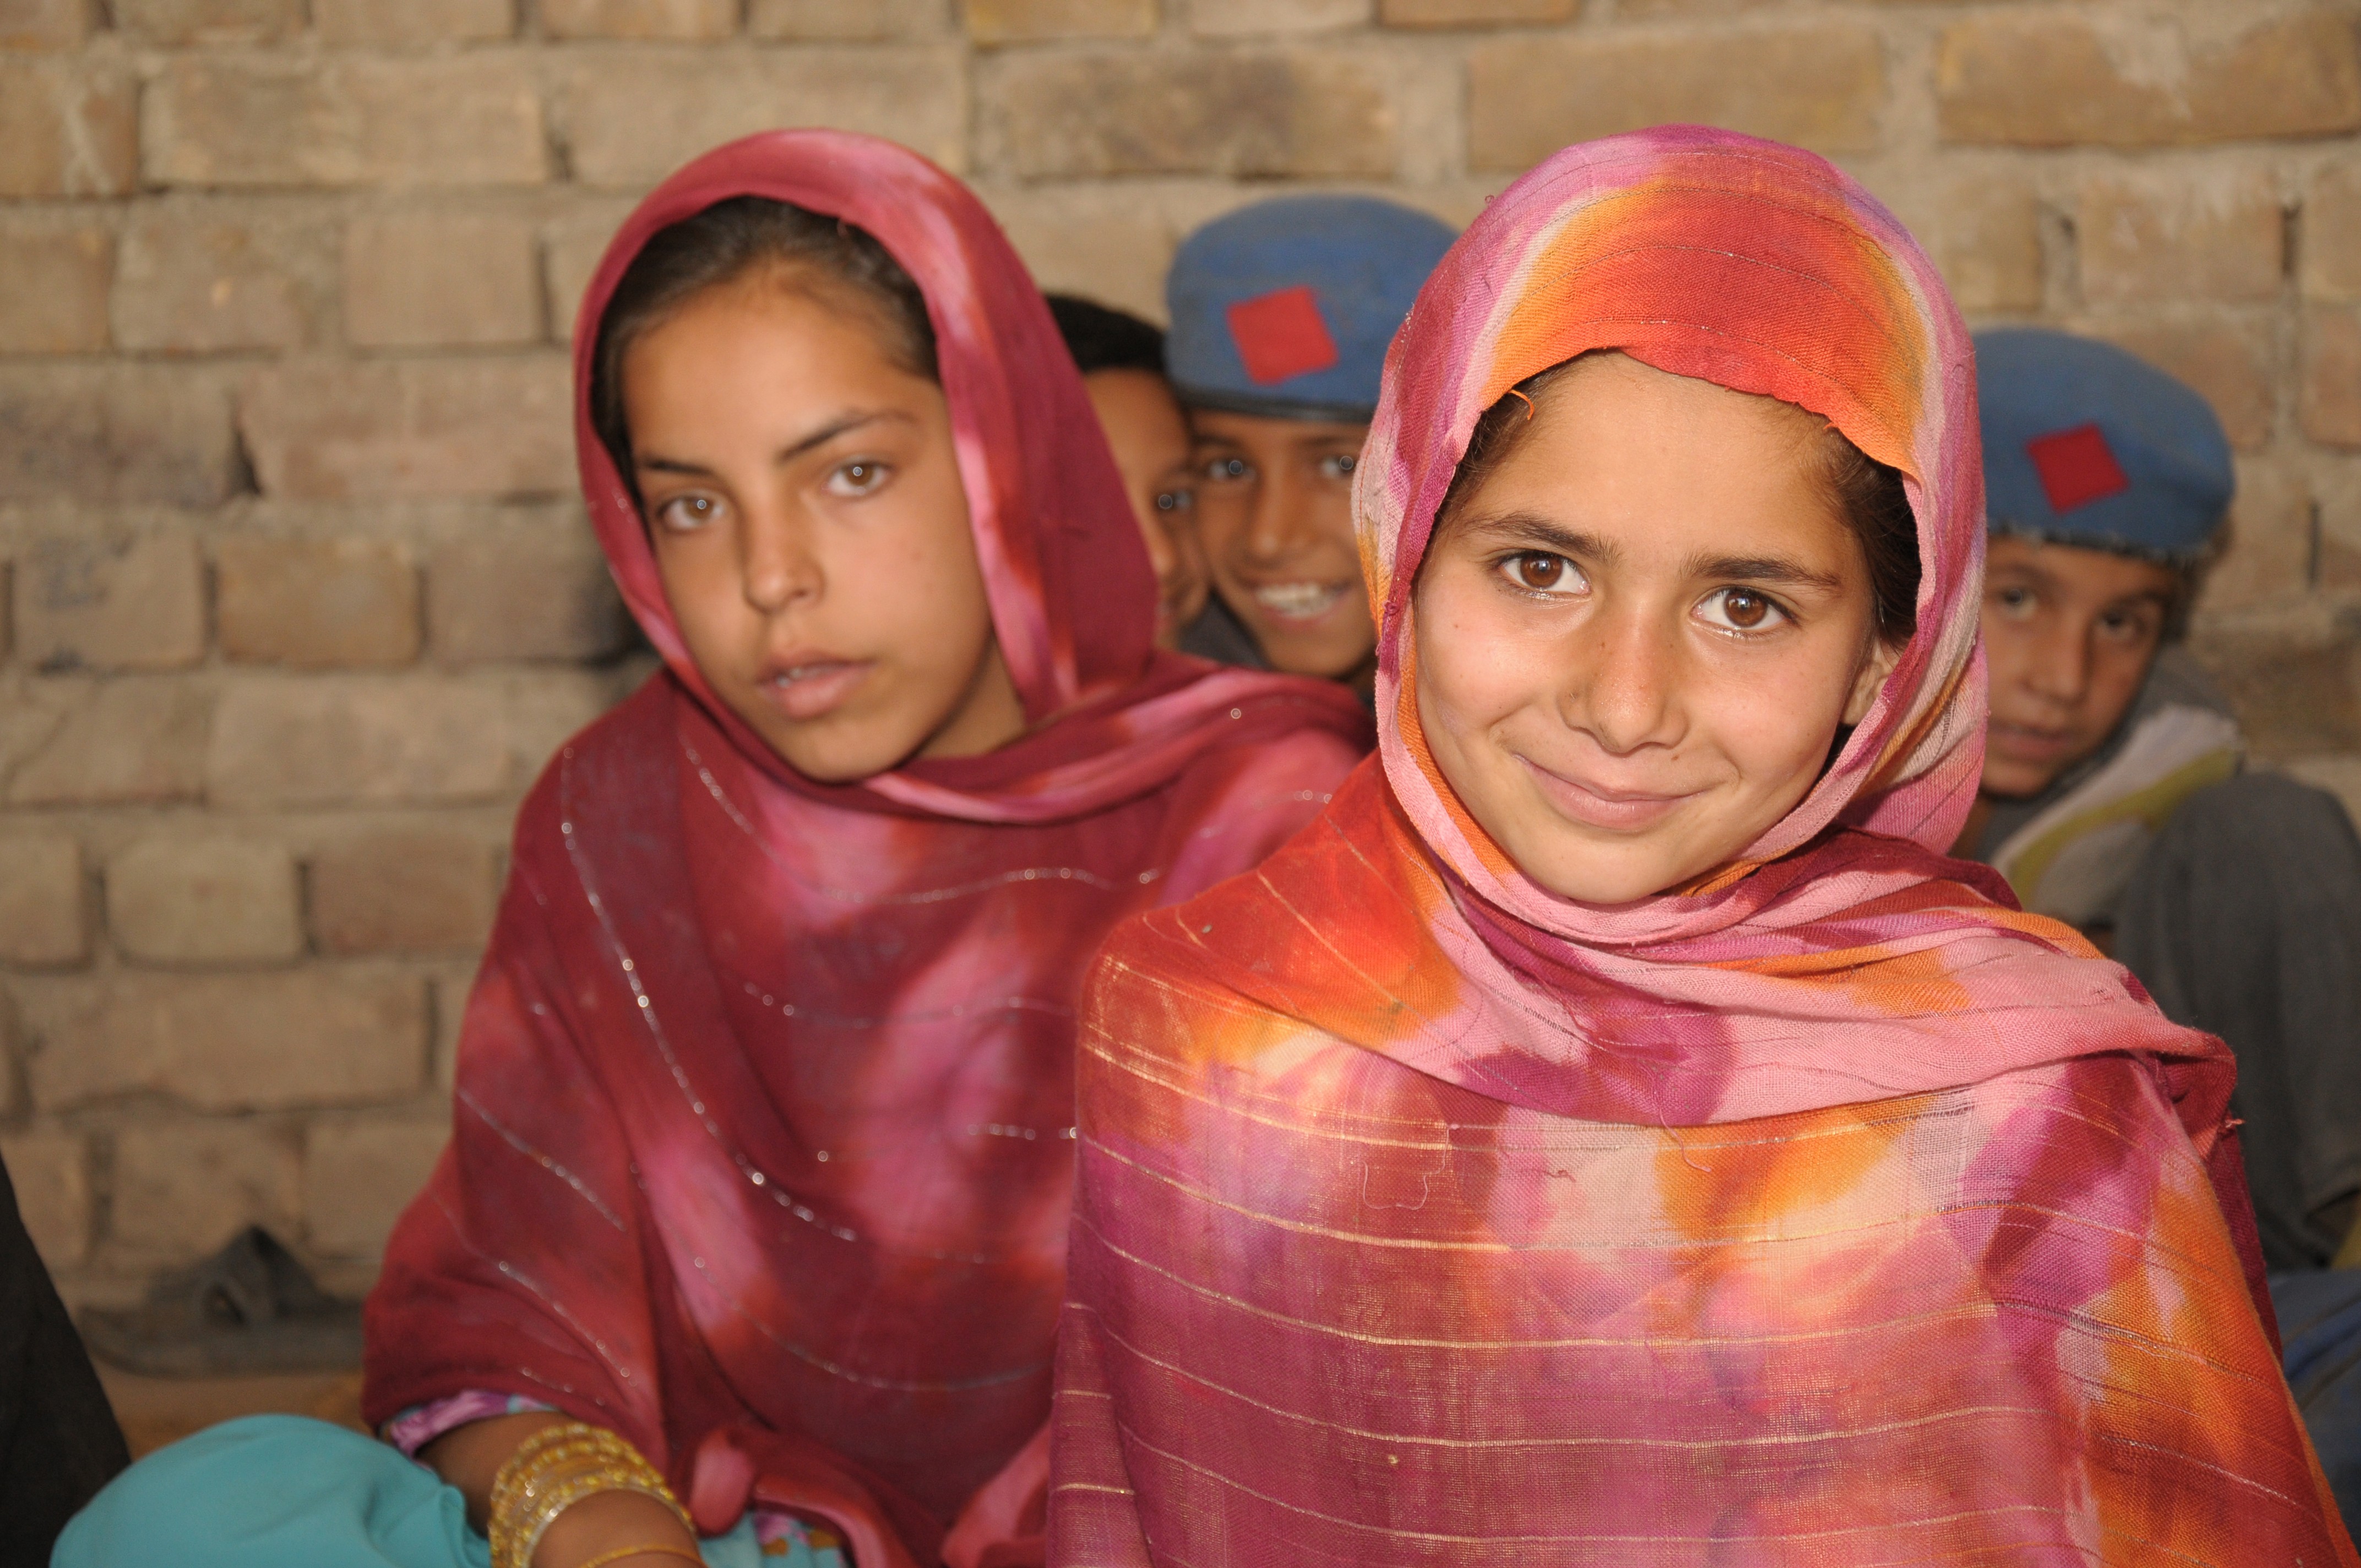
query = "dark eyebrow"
xmin=1455 ymin=512 xmax=1623 ymax=567
xmin=1683 ymin=553 xmax=1846 ymax=595
xmin=636 ymin=410 xmax=907 ymax=477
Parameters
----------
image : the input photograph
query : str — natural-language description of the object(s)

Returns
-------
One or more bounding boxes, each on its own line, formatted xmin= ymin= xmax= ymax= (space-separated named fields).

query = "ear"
xmin=1842 ymin=635 xmax=1902 ymax=727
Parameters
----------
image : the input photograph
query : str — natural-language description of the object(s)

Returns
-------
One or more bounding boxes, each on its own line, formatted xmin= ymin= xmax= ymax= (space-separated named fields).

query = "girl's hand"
xmin=532 ymin=1487 xmax=705 ymax=1568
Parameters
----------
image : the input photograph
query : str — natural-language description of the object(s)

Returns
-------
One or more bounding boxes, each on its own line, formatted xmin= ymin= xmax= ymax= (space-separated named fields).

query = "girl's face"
xmin=624 ymin=273 xmax=1025 ymax=782
xmin=1412 ymin=355 xmax=1900 ymax=906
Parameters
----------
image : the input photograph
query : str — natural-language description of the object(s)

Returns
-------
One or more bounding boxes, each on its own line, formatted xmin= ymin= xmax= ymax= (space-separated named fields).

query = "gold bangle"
xmin=573 ymin=1544 xmax=705 ymax=1568
xmin=487 ymin=1423 xmax=692 ymax=1568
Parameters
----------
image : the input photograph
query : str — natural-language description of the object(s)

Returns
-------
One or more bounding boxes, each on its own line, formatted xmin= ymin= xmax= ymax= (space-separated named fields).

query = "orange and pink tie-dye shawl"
xmin=1048 ymin=128 xmax=2353 ymax=1566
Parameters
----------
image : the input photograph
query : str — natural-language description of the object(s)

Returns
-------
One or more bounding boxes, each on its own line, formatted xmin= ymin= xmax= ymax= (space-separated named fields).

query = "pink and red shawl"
xmin=361 ymin=130 xmax=1369 ymax=1568
xmin=1049 ymin=128 xmax=2353 ymax=1566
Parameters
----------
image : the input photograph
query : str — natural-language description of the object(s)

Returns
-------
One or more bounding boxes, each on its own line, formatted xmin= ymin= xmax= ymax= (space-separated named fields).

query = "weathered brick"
xmin=113 ymin=208 xmax=324 ymax=354
xmin=2303 ymin=307 xmax=2361 ymax=450
xmin=2200 ymin=460 xmax=2309 ymax=613
xmin=428 ymin=532 xmax=623 ymax=664
xmin=2190 ymin=631 xmax=2361 ymax=760
xmin=2078 ymin=172 xmax=2284 ymax=308
xmin=500 ymin=669 xmax=617 ymax=786
xmin=1931 ymin=174 xmax=2044 ymax=316
xmin=0 ymin=1131 xmax=88 ymax=1267
xmin=559 ymin=47 xmax=967 ymax=186
xmin=144 ymin=54 xmax=547 ymax=189
xmin=0 ymin=366 xmax=236 ymax=507
xmin=13 ymin=534 xmax=206 ymax=674
xmin=2304 ymin=160 xmax=2361 ymax=305
xmin=304 ymin=1117 xmax=447 ymax=1256
xmin=983 ymin=184 xmax=1177 ymax=321
xmin=1938 ymin=10 xmax=2361 ymax=148
xmin=966 ymin=0 xmax=1152 ymax=43
xmin=543 ymin=0 xmax=735 ymax=38
xmin=0 ymin=224 xmax=108 ymax=352
xmin=1380 ymin=0 xmax=1570 ymax=24
xmin=110 ymin=1119 xmax=300 ymax=1259
xmin=997 ymin=48 xmax=1395 ymax=178
xmin=116 ymin=0 xmax=299 ymax=43
xmin=216 ymin=538 xmax=421 ymax=669
xmin=315 ymin=0 xmax=513 ymax=44
xmin=309 ymin=830 xmax=499 ymax=956
xmin=237 ymin=358 xmax=572 ymax=503
xmin=2085 ymin=317 xmax=2275 ymax=454
xmin=543 ymin=201 xmax=637 ymax=339
xmin=0 ymin=0 xmax=91 ymax=49
xmin=1193 ymin=0 xmax=1364 ymax=34
xmin=748 ymin=0 xmax=943 ymax=37
xmin=107 ymin=837 xmax=302 ymax=966
xmin=0 ymin=56 xmax=135 ymax=197
xmin=344 ymin=211 xmax=541 ymax=349
xmin=208 ymin=676 xmax=510 ymax=806
xmin=0 ymin=836 xmax=86 ymax=967
xmin=1468 ymin=24 xmax=1883 ymax=170
xmin=24 ymin=972 xmax=427 ymax=1112
xmin=6 ymin=678 xmax=211 ymax=806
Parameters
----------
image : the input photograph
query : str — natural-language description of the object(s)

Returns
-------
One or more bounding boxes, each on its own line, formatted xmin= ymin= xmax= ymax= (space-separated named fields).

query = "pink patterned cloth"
xmin=361 ymin=129 xmax=1369 ymax=1568
xmin=1049 ymin=127 xmax=2351 ymax=1566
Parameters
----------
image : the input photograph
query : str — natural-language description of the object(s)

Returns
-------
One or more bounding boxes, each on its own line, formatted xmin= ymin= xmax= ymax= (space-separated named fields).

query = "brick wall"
xmin=2 ymin=0 xmax=2358 ymax=1303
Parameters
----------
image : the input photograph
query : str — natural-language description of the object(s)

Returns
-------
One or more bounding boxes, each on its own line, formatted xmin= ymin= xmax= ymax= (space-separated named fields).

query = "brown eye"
xmin=1516 ymin=554 xmax=1563 ymax=590
xmin=1723 ymin=590 xmax=1770 ymax=628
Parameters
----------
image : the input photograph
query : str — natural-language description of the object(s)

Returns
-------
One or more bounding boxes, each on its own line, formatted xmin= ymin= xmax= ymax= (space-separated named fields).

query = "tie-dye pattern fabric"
xmin=1048 ymin=128 xmax=2351 ymax=1566
xmin=360 ymin=131 xmax=1369 ymax=1568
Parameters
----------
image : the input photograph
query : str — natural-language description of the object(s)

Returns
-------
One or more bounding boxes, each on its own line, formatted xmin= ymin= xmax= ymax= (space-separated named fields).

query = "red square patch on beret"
xmin=2026 ymin=423 xmax=2131 ymax=515
xmin=1226 ymin=285 xmax=1339 ymax=386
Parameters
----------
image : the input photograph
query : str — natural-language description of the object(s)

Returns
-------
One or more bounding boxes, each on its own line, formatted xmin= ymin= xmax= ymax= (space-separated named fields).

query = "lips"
xmin=1248 ymin=580 xmax=1352 ymax=623
xmin=1516 ymin=754 xmax=1695 ymax=832
xmin=757 ymin=653 xmax=871 ymax=723
xmin=1987 ymin=720 xmax=2079 ymax=761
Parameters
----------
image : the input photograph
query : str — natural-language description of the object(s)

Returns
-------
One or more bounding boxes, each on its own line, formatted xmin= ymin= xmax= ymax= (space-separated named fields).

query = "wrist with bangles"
xmin=486 ymin=1420 xmax=700 ymax=1568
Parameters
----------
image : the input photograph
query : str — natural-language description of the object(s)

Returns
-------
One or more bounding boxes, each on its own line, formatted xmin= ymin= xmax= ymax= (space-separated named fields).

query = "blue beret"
xmin=1166 ymin=195 xmax=1457 ymax=423
xmin=1975 ymin=328 xmax=2233 ymax=564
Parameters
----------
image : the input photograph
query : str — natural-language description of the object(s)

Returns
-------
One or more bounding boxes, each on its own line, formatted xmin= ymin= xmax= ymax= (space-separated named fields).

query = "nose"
xmin=2023 ymin=616 xmax=2093 ymax=706
xmin=738 ymin=500 xmax=822 ymax=615
xmin=1239 ymin=465 xmax=1308 ymax=567
xmin=1565 ymin=602 xmax=1684 ymax=756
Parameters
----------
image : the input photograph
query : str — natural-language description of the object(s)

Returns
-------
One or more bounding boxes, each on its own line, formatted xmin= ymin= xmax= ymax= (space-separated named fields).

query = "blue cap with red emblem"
xmin=1165 ymin=195 xmax=1457 ymax=423
xmin=1975 ymin=328 xmax=2233 ymax=564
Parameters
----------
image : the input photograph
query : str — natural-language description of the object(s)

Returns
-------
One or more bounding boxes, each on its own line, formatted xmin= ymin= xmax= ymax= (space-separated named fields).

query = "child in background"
xmin=1163 ymin=197 xmax=1455 ymax=688
xmin=1051 ymin=128 xmax=2349 ymax=1564
xmin=59 ymin=132 xmax=1369 ymax=1568
xmin=1045 ymin=295 xmax=1208 ymax=649
xmin=1957 ymin=328 xmax=2361 ymax=1277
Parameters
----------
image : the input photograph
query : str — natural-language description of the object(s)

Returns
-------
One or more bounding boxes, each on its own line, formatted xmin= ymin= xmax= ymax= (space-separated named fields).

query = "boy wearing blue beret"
xmin=1163 ymin=195 xmax=1456 ymax=689
xmin=1956 ymin=328 xmax=2361 ymax=1282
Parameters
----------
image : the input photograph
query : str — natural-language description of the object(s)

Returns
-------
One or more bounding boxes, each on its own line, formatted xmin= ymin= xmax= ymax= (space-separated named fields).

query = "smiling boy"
xmin=1955 ymin=328 xmax=2361 ymax=1278
xmin=1163 ymin=195 xmax=1456 ymax=690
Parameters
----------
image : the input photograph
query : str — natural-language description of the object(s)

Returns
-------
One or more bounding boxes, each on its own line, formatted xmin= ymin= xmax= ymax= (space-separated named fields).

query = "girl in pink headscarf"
xmin=1050 ymin=128 xmax=2351 ymax=1565
xmin=57 ymin=132 xmax=1366 ymax=1568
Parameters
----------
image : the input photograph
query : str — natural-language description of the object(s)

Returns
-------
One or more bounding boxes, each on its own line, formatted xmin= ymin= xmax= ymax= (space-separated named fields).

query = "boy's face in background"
xmin=1079 ymin=369 xmax=1209 ymax=647
xmin=1188 ymin=408 xmax=1375 ymax=682
xmin=1979 ymin=534 xmax=2182 ymax=798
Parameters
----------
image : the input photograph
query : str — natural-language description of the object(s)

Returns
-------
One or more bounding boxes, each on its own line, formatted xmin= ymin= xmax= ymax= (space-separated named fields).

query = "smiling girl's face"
xmin=624 ymin=270 xmax=1025 ymax=782
xmin=1412 ymin=353 xmax=1901 ymax=906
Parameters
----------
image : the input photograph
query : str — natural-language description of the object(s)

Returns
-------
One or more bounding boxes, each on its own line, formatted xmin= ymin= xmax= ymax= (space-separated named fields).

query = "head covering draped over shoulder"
xmin=1051 ymin=127 xmax=2350 ymax=1567
xmin=1165 ymin=195 xmax=1456 ymax=422
xmin=363 ymin=130 xmax=1368 ymax=1568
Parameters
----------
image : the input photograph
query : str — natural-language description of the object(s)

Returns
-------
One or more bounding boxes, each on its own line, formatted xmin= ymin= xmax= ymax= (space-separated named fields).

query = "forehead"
xmin=1985 ymin=534 xmax=2180 ymax=601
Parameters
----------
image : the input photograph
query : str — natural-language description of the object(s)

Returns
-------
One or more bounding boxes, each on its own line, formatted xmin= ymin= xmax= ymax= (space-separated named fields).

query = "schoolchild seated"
xmin=57 ymin=132 xmax=1368 ymax=1568
xmin=1044 ymin=295 xmax=1208 ymax=650
xmin=1162 ymin=197 xmax=1455 ymax=688
xmin=1049 ymin=128 xmax=2352 ymax=1565
xmin=1955 ymin=328 xmax=2361 ymax=1278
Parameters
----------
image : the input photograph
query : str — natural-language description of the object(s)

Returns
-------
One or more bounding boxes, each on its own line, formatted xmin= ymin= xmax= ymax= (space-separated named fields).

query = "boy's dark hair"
xmin=1045 ymin=293 xmax=1165 ymax=377
xmin=1439 ymin=355 xmax=1921 ymax=646
xmin=589 ymin=196 xmax=938 ymax=495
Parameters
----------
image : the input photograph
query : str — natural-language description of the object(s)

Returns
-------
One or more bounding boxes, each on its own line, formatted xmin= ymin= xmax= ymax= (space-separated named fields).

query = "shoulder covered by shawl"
xmin=1086 ymin=759 xmax=2226 ymax=1134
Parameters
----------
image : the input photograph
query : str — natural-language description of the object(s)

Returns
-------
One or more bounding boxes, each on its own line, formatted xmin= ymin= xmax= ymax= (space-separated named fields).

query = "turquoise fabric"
xmin=53 ymin=1415 xmax=831 ymax=1568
